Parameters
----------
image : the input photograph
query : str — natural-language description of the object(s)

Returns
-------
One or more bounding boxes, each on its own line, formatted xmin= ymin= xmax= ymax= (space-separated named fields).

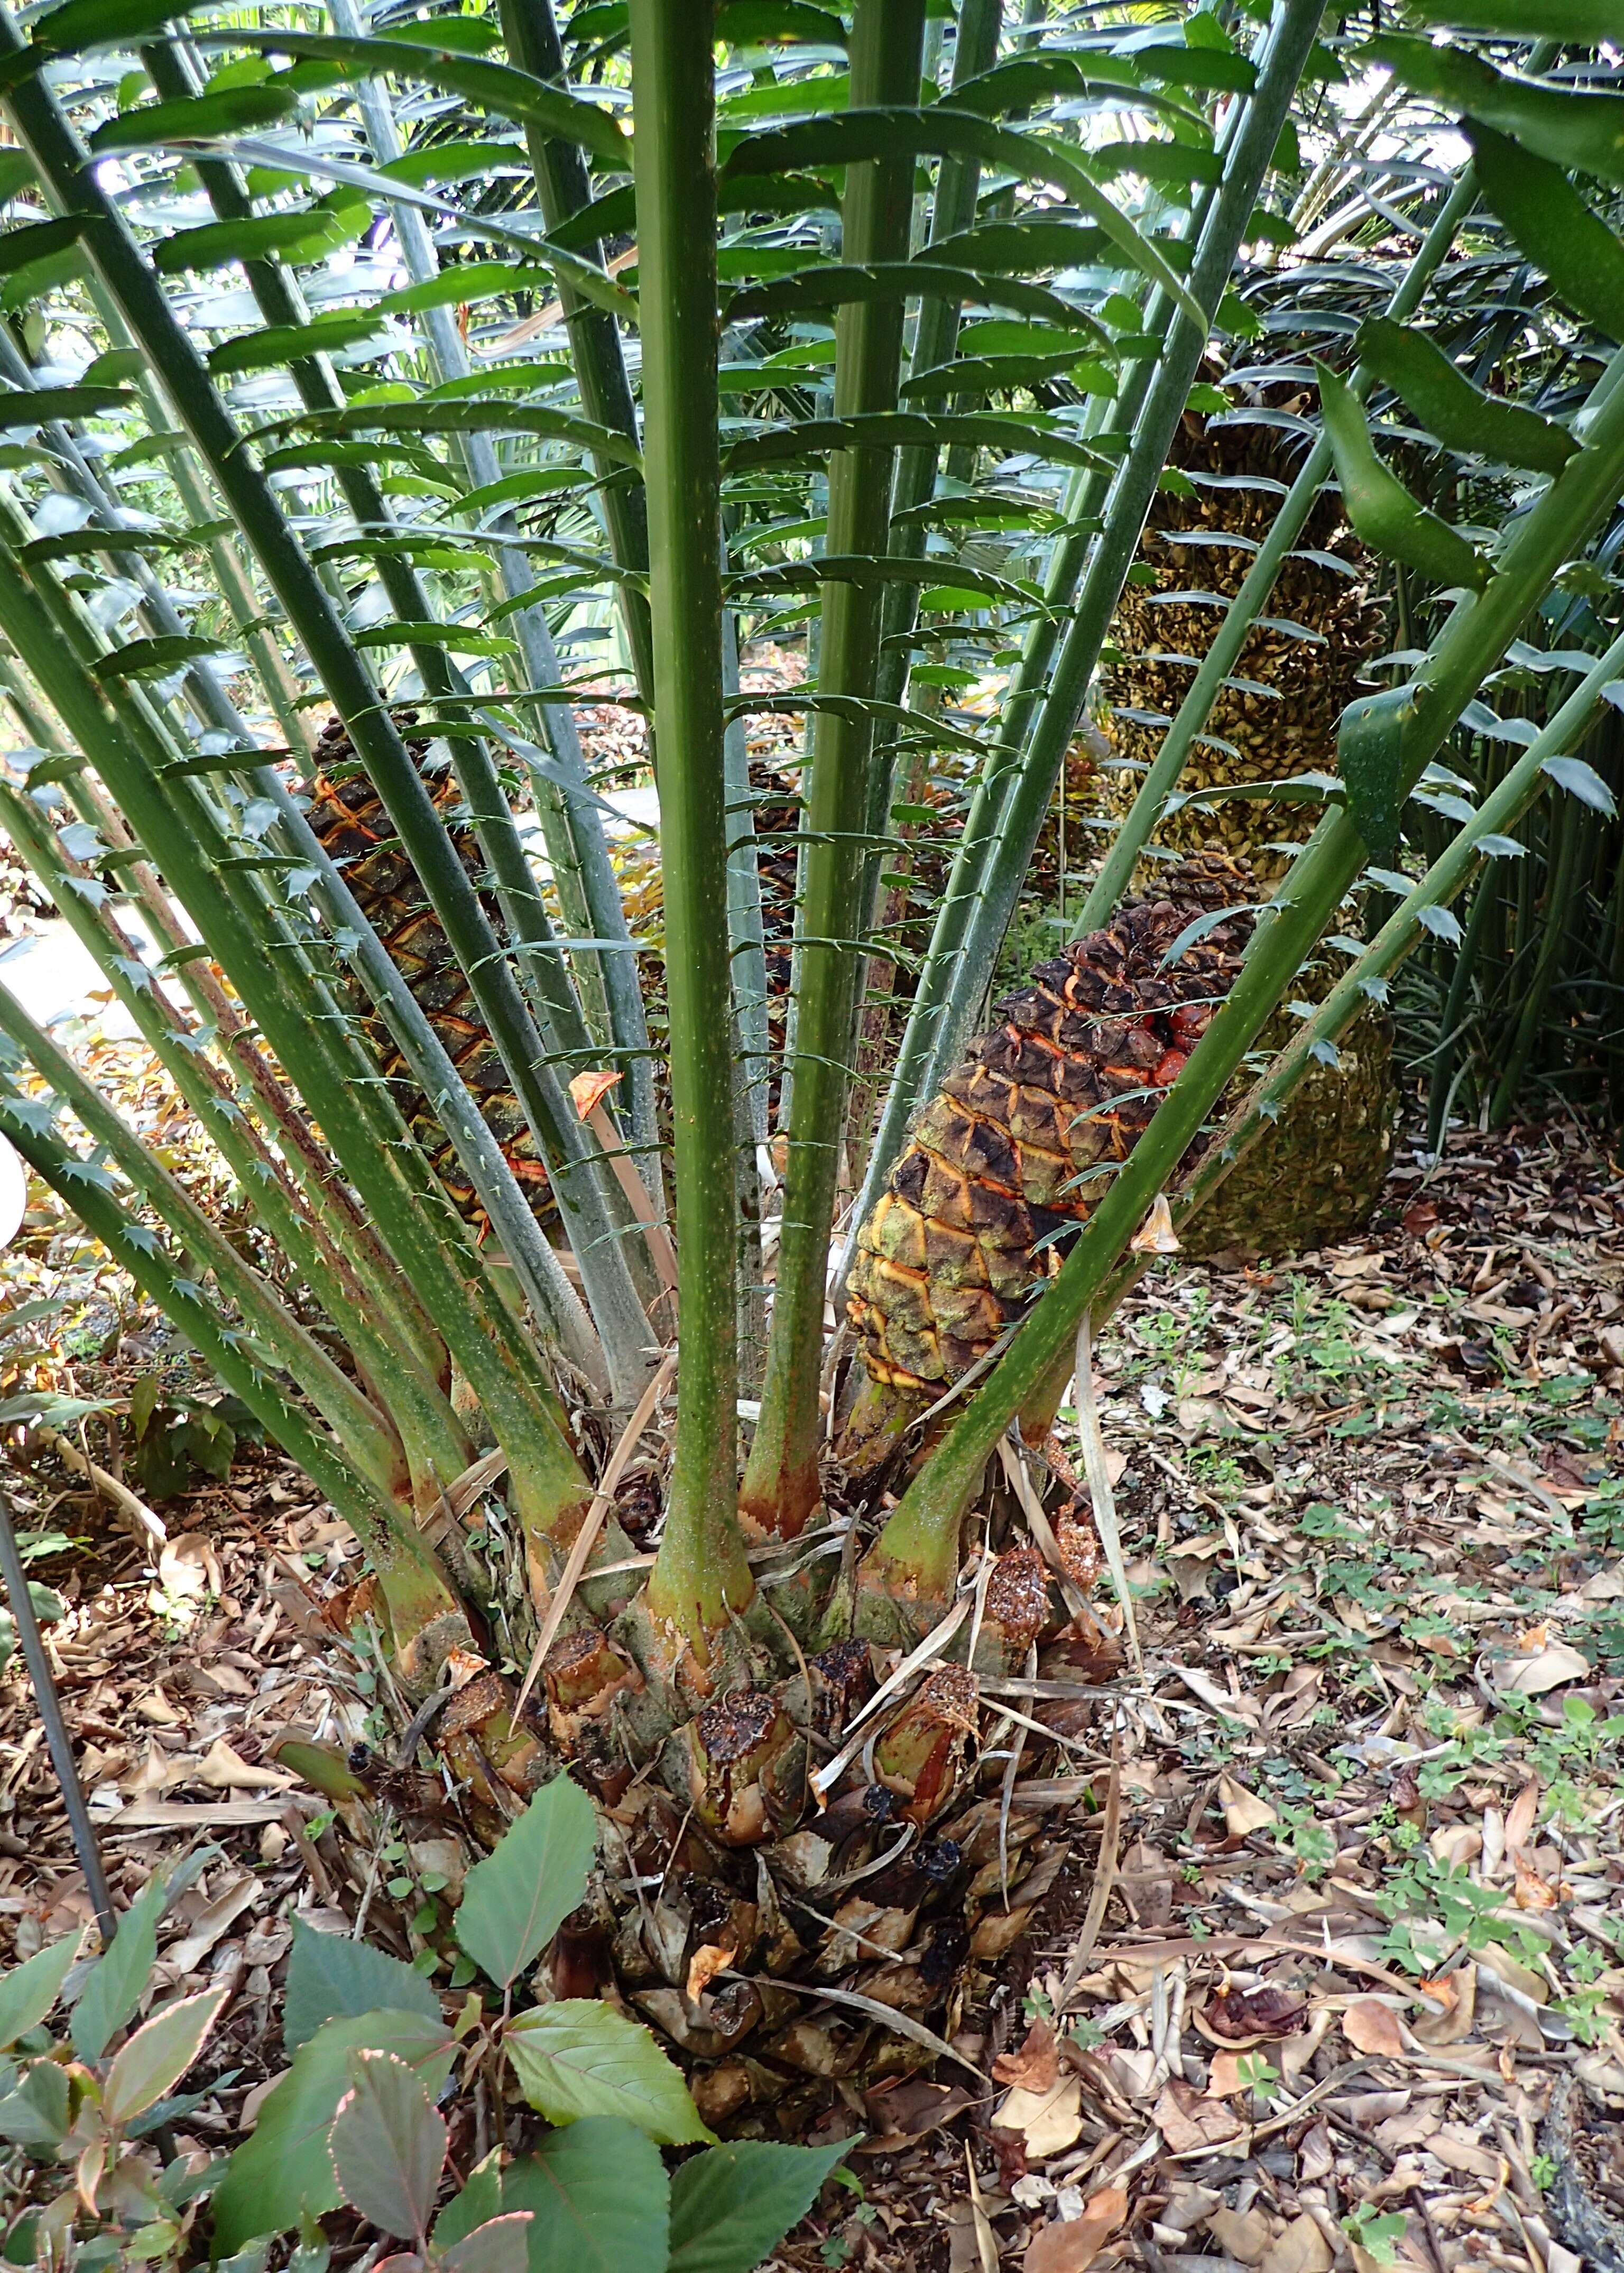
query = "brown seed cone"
xmin=846 ymin=855 xmax=1256 ymax=1396
xmin=1096 ymin=389 xmax=1387 ymax=888
xmin=1082 ymin=382 xmax=1396 ymax=1250
xmin=298 ymin=715 xmax=556 ymax=1233
xmin=1182 ymin=997 xmax=1396 ymax=1259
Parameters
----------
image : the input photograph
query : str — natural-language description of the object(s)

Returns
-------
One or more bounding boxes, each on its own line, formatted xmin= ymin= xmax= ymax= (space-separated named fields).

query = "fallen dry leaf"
xmin=165 ymin=1873 xmax=261 ymax=1973
xmin=1218 ymin=1773 xmax=1278 ymax=1836
xmin=1494 ymin=1641 xmax=1591 ymax=1695
xmin=157 ymin=1532 xmax=221 ymax=1602
xmin=1130 ymin=1193 xmax=1180 ymax=1253
xmin=1202 ymin=1982 xmax=1306 ymax=2043
xmin=1428 ymin=2126 xmax=1500 ymax=2179
xmin=1505 ymin=1776 xmax=1540 ymax=1851
xmin=1206 ymin=2051 xmax=1252 ymax=2099
xmin=1476 ymin=1943 xmax=1548 ymax=2006
xmin=865 ymin=2077 xmax=973 ymax=2150
xmin=1024 ymin=2186 xmax=1128 ymax=2273
xmin=1411 ymin=1967 xmax=1475 ymax=2047
xmin=994 ymin=2076 xmax=1083 ymax=2158
xmin=1348 ymin=2233 xmax=1426 ymax=2273
xmin=1104 ymin=2046 xmax=1161 ymax=2103
xmin=1511 ymin=1845 xmax=1561 ymax=1908
xmin=1117 ymin=1838 xmax=1176 ymax=1929
xmin=1373 ymin=2106 xmax=1439 ymax=2154
xmin=1259 ymin=2215 xmax=1335 ymax=2273
xmin=1206 ymin=2206 xmax=1277 ymax=2265
xmin=196 ymin=1739 xmax=294 ymax=1792
xmin=684 ymin=1937 xmax=736 ymax=2003
xmin=993 ymin=2015 xmax=1059 ymax=2093
xmin=111 ymin=1798 xmax=287 ymax=1828
xmin=1296 ymin=2122 xmax=1334 ymax=2184
xmin=1154 ymin=2076 xmax=1248 ymax=2154
xmin=1342 ymin=1999 xmax=1406 ymax=2058
xmin=568 ymin=1068 xmax=622 ymax=1119
xmin=1280 ymin=2007 xmax=1332 ymax=2081
xmin=239 ymin=2072 xmax=285 ymax=2131
xmin=964 ymin=2145 xmax=1000 ymax=2273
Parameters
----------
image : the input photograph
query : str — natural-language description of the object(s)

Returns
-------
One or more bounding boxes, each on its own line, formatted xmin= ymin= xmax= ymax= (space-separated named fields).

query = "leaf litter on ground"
xmin=0 ymin=1115 xmax=1620 ymax=2273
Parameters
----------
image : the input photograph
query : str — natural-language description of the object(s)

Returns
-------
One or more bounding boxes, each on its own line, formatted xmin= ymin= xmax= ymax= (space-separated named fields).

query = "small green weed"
xmin=1342 ymin=2206 xmax=1410 ymax=2266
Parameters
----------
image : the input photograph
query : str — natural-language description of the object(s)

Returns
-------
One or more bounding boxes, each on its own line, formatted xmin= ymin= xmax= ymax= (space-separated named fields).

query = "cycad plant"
xmin=1 ymin=0 xmax=1622 ymax=2102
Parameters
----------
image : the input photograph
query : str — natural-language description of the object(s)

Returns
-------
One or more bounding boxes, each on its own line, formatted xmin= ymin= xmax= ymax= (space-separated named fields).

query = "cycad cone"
xmin=847 ymin=858 xmax=1254 ymax=1400
xmin=300 ymin=716 xmax=557 ymax=1234
xmin=1093 ymin=390 xmax=1396 ymax=1258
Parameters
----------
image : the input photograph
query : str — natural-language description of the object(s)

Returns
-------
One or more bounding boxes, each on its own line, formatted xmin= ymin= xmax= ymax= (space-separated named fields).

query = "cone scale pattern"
xmin=847 ymin=858 xmax=1251 ymax=1393
xmin=1099 ymin=395 xmax=1385 ymax=885
xmin=1083 ymin=385 xmax=1396 ymax=1256
xmin=299 ymin=717 xmax=555 ymax=1229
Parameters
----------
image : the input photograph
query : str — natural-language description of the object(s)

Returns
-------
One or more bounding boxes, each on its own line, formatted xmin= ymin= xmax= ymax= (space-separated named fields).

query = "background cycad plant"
xmin=0 ymin=0 xmax=1620 ymax=1863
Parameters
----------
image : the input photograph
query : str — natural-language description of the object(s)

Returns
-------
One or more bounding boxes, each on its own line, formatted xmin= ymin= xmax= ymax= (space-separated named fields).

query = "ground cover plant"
xmin=1 ymin=0 xmax=1623 ymax=2265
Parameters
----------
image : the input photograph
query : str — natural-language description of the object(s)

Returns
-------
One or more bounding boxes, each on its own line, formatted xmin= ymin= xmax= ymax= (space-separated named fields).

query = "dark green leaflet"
xmin=1316 ymin=362 xmax=1491 ymax=593
xmin=1367 ymin=34 xmax=1624 ymax=191
xmin=88 ymin=84 xmax=299 ymax=151
xmin=1355 ymin=315 xmax=1576 ymax=473
xmin=1469 ymin=124 xmax=1624 ymax=340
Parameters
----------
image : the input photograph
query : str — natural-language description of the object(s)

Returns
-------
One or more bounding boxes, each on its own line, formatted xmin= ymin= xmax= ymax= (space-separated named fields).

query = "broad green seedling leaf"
xmin=501 ymin=2117 xmax=669 ymax=2273
xmin=103 ymin=1986 xmax=228 ymax=2128
xmin=283 ymin=1917 xmax=442 ymax=2054
xmin=72 ymin=1869 xmax=170 ymax=2062
xmin=0 ymin=1931 xmax=82 ymax=2051
xmin=212 ymin=2010 xmax=455 ymax=2250
xmin=432 ymin=2148 xmax=505 ymax=2252
xmin=503 ymin=2001 xmax=710 ymax=2145
xmin=454 ymin=1773 xmax=597 ymax=1990
xmin=667 ymin=2139 xmax=853 ymax=2273
xmin=441 ymin=2215 xmax=534 ymax=2273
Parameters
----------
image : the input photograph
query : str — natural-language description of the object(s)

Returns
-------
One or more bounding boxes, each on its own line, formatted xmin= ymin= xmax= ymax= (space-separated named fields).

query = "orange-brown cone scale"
xmin=845 ymin=855 xmax=1254 ymax=1406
